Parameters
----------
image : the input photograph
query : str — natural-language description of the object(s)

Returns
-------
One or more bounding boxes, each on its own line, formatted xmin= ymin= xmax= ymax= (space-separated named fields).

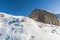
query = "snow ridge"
xmin=0 ymin=13 xmax=60 ymax=40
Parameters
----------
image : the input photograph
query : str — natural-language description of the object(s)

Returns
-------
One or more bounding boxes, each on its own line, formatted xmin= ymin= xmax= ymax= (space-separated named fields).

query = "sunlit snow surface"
xmin=0 ymin=13 xmax=60 ymax=40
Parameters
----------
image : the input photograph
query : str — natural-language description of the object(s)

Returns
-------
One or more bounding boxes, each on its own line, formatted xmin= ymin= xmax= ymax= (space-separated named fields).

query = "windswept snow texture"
xmin=0 ymin=13 xmax=60 ymax=40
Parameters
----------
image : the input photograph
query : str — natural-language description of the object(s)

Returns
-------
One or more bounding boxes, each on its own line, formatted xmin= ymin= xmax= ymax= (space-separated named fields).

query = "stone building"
xmin=29 ymin=9 xmax=59 ymax=26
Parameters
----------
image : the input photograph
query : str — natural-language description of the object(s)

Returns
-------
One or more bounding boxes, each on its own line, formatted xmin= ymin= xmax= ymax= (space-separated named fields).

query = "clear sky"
xmin=0 ymin=0 xmax=60 ymax=16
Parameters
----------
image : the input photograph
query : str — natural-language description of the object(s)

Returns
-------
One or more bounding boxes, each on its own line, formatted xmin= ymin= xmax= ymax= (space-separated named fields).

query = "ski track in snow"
xmin=0 ymin=13 xmax=60 ymax=40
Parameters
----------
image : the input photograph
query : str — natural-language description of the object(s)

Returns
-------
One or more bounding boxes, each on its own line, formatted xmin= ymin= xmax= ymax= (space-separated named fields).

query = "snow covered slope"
xmin=0 ymin=13 xmax=60 ymax=40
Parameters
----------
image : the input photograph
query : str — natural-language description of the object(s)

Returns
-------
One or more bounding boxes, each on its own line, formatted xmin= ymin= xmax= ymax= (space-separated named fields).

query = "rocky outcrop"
xmin=29 ymin=9 xmax=59 ymax=26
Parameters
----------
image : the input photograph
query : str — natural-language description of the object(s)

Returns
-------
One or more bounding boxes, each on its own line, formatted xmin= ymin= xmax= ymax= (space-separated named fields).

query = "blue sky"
xmin=0 ymin=0 xmax=60 ymax=16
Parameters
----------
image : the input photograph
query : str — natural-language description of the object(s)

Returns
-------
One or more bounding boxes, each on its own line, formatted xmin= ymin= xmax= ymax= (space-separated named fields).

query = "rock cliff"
xmin=29 ymin=9 xmax=59 ymax=26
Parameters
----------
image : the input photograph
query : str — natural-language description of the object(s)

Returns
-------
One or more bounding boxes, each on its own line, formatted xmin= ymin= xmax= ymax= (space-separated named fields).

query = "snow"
xmin=0 ymin=13 xmax=60 ymax=40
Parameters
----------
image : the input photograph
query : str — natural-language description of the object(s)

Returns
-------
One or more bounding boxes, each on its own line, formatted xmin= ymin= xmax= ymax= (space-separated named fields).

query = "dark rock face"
xmin=29 ymin=9 xmax=59 ymax=26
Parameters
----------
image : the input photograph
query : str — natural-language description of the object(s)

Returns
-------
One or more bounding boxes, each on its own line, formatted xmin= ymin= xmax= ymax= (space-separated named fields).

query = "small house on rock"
xmin=29 ymin=9 xmax=59 ymax=26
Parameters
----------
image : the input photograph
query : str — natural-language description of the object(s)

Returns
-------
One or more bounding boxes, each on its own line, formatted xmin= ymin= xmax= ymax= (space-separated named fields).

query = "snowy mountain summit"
xmin=0 ymin=13 xmax=60 ymax=40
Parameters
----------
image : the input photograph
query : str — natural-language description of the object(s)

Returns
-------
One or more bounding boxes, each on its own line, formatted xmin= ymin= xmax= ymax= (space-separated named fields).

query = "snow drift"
xmin=0 ymin=13 xmax=60 ymax=40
